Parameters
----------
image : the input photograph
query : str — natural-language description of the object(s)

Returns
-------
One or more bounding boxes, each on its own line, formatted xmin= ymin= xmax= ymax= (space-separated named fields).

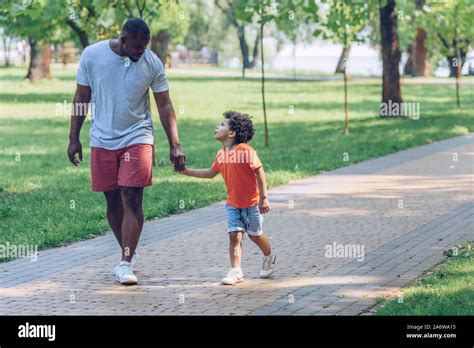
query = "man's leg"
xmin=103 ymin=189 xmax=124 ymax=247
xmin=120 ymin=187 xmax=144 ymax=262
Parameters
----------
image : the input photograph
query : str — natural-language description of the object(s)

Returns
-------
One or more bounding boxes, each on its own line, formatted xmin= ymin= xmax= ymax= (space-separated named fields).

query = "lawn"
xmin=0 ymin=66 xmax=473 ymax=261
xmin=376 ymin=242 xmax=474 ymax=315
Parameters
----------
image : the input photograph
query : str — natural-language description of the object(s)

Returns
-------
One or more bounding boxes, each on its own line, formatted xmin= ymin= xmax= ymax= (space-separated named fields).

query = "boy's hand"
xmin=259 ymin=197 xmax=270 ymax=214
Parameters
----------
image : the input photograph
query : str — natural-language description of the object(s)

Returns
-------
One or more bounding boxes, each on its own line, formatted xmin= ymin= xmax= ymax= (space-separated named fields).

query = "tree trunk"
xmin=405 ymin=28 xmax=429 ymax=76
xmin=249 ymin=31 xmax=259 ymax=68
xmin=379 ymin=0 xmax=402 ymax=109
xmin=260 ymin=22 xmax=268 ymax=147
xmin=237 ymin=25 xmax=250 ymax=77
xmin=412 ymin=28 xmax=428 ymax=76
xmin=66 ymin=18 xmax=89 ymax=49
xmin=455 ymin=48 xmax=461 ymax=107
xmin=26 ymin=39 xmax=52 ymax=81
xmin=343 ymin=69 xmax=349 ymax=135
xmin=404 ymin=43 xmax=414 ymax=75
xmin=447 ymin=51 xmax=465 ymax=78
xmin=151 ymin=30 xmax=171 ymax=66
xmin=335 ymin=45 xmax=351 ymax=74
xmin=404 ymin=0 xmax=429 ymax=76
xmin=292 ymin=37 xmax=297 ymax=80
xmin=2 ymin=35 xmax=12 ymax=67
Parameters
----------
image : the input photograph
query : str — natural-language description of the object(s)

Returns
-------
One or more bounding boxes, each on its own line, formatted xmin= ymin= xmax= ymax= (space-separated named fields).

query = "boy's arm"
xmin=255 ymin=167 xmax=270 ymax=214
xmin=182 ymin=167 xmax=218 ymax=179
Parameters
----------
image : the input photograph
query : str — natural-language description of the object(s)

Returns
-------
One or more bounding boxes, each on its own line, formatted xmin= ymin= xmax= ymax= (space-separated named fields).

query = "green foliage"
xmin=148 ymin=1 xmax=190 ymax=43
xmin=420 ymin=0 xmax=474 ymax=56
xmin=313 ymin=0 xmax=371 ymax=46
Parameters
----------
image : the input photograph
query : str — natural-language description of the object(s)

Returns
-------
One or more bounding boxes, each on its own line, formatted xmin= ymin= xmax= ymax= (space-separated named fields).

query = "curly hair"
xmin=223 ymin=110 xmax=255 ymax=144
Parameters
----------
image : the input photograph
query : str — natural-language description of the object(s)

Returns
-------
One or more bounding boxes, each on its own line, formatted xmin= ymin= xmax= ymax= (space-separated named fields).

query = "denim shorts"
xmin=226 ymin=204 xmax=264 ymax=236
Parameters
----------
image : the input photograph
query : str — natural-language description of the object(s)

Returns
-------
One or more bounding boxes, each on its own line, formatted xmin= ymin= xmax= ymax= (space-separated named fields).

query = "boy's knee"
xmin=229 ymin=231 xmax=243 ymax=242
xmin=249 ymin=234 xmax=263 ymax=242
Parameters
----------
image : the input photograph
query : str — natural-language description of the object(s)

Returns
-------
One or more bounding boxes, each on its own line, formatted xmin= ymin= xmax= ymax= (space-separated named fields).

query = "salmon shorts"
xmin=90 ymin=144 xmax=153 ymax=192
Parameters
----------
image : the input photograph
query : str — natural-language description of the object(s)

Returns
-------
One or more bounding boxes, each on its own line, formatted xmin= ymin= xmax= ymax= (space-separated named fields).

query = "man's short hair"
xmin=122 ymin=18 xmax=150 ymax=38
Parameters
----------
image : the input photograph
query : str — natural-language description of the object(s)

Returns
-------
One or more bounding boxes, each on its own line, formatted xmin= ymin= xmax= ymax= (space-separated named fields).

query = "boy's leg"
xmin=229 ymin=231 xmax=244 ymax=268
xmin=249 ymin=234 xmax=272 ymax=256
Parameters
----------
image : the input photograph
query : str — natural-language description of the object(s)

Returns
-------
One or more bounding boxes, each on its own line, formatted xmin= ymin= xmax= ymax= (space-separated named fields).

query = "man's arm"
xmin=255 ymin=167 xmax=270 ymax=214
xmin=67 ymin=84 xmax=91 ymax=166
xmin=182 ymin=167 xmax=218 ymax=179
xmin=153 ymin=90 xmax=186 ymax=172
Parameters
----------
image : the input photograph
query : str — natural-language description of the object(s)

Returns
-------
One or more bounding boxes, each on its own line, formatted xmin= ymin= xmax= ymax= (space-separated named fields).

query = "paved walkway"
xmin=0 ymin=134 xmax=472 ymax=315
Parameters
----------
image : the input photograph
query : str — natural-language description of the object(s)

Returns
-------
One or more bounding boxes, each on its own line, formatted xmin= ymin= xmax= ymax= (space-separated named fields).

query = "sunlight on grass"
xmin=0 ymin=66 xmax=473 ymax=259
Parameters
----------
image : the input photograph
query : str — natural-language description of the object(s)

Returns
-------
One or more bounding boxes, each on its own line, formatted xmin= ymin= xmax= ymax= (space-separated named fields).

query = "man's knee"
xmin=121 ymin=187 xmax=143 ymax=214
xmin=104 ymin=189 xmax=122 ymax=212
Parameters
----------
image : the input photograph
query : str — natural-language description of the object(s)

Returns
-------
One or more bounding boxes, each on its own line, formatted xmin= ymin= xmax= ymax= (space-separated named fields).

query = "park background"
xmin=0 ymin=0 xmax=473 ymax=315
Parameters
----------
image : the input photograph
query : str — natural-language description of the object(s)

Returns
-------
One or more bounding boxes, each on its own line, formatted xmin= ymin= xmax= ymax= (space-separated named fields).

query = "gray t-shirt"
xmin=76 ymin=40 xmax=169 ymax=150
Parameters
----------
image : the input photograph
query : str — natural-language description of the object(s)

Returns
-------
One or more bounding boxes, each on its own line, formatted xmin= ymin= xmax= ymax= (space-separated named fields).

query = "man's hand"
xmin=67 ymin=139 xmax=83 ymax=166
xmin=170 ymin=144 xmax=185 ymax=172
xmin=259 ymin=197 xmax=270 ymax=214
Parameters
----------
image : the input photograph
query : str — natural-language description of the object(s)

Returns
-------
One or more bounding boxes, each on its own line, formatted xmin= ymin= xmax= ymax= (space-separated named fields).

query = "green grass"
xmin=0 ymin=66 xmax=473 ymax=261
xmin=376 ymin=242 xmax=474 ymax=315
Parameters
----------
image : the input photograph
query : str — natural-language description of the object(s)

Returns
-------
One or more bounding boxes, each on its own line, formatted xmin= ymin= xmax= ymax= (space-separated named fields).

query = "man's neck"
xmin=109 ymin=39 xmax=127 ymax=57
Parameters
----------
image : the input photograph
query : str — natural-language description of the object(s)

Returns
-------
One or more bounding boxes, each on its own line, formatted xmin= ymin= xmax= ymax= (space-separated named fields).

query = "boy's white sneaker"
xmin=260 ymin=253 xmax=276 ymax=278
xmin=113 ymin=261 xmax=138 ymax=285
xmin=221 ymin=268 xmax=244 ymax=285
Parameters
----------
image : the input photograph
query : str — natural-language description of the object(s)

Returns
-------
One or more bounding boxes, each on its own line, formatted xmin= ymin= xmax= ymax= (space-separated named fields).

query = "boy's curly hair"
xmin=223 ymin=110 xmax=255 ymax=144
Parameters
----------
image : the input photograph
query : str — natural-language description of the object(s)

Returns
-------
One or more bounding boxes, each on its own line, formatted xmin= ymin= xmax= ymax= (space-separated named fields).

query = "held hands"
xmin=170 ymin=144 xmax=186 ymax=172
xmin=259 ymin=197 xmax=270 ymax=214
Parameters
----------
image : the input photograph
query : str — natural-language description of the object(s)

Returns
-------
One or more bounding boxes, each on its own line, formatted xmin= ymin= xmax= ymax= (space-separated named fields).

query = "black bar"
xmin=0 ymin=316 xmax=472 ymax=346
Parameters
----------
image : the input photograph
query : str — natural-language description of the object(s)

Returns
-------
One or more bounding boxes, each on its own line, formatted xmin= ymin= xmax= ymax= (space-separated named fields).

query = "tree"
xmin=273 ymin=0 xmax=314 ymax=79
xmin=307 ymin=0 xmax=369 ymax=135
xmin=1 ymin=0 xmax=62 ymax=80
xmin=215 ymin=0 xmax=260 ymax=78
xmin=379 ymin=0 xmax=403 ymax=108
xmin=421 ymin=0 xmax=473 ymax=107
xmin=403 ymin=0 xmax=429 ymax=76
xmin=148 ymin=1 xmax=190 ymax=66
xmin=237 ymin=0 xmax=279 ymax=147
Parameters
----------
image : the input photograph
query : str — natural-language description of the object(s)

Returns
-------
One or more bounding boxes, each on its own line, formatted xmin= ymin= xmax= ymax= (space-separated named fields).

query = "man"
xmin=67 ymin=18 xmax=185 ymax=285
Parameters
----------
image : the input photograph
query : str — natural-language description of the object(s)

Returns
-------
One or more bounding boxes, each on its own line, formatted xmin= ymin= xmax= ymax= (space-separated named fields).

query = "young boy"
xmin=181 ymin=111 xmax=276 ymax=285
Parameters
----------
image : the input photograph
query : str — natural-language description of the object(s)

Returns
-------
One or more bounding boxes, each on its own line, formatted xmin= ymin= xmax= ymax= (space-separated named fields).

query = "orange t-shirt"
xmin=211 ymin=143 xmax=263 ymax=208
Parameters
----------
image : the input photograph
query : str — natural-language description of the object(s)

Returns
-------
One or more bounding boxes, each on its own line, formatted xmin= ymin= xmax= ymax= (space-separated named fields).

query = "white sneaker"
xmin=112 ymin=252 xmax=139 ymax=274
xmin=260 ymin=253 xmax=276 ymax=278
xmin=113 ymin=261 xmax=138 ymax=285
xmin=221 ymin=268 xmax=244 ymax=285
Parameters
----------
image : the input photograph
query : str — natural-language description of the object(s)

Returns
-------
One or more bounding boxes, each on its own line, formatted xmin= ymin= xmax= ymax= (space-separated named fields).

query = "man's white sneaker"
xmin=221 ymin=268 xmax=244 ymax=285
xmin=113 ymin=261 xmax=138 ymax=285
xmin=260 ymin=253 xmax=276 ymax=278
xmin=112 ymin=252 xmax=139 ymax=275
